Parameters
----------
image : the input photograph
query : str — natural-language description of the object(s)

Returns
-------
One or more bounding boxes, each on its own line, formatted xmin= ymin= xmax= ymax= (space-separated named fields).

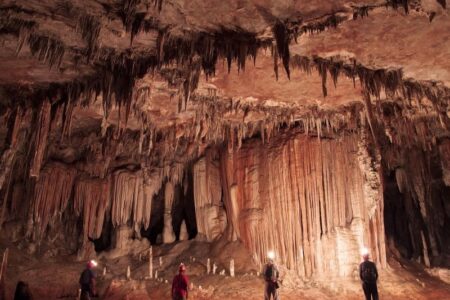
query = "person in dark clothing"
xmin=172 ymin=263 xmax=189 ymax=300
xmin=263 ymin=254 xmax=280 ymax=300
xmin=359 ymin=252 xmax=379 ymax=300
xmin=14 ymin=281 xmax=33 ymax=300
xmin=79 ymin=260 xmax=97 ymax=300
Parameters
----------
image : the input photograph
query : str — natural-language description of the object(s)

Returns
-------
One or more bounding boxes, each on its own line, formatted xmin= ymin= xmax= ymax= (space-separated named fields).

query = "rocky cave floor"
xmin=1 ymin=238 xmax=450 ymax=300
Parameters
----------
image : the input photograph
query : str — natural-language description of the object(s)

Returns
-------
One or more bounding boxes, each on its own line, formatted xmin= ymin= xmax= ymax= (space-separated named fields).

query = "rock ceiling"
xmin=0 ymin=0 xmax=449 ymax=158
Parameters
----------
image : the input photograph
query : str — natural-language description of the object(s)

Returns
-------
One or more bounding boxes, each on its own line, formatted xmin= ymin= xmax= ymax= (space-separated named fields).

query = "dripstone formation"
xmin=0 ymin=0 xmax=449 ymax=288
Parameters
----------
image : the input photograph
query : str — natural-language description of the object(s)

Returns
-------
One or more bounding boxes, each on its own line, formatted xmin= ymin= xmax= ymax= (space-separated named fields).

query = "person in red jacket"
xmin=172 ymin=263 xmax=189 ymax=300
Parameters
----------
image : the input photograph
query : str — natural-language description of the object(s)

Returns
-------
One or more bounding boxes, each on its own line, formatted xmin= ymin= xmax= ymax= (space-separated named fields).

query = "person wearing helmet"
xmin=171 ymin=263 xmax=189 ymax=300
xmin=359 ymin=251 xmax=379 ymax=300
xmin=79 ymin=260 xmax=98 ymax=300
xmin=263 ymin=252 xmax=280 ymax=300
xmin=13 ymin=281 xmax=34 ymax=300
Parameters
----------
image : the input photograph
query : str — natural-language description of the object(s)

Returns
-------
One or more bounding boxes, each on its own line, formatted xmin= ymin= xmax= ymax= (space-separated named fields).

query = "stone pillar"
xmin=163 ymin=182 xmax=175 ymax=243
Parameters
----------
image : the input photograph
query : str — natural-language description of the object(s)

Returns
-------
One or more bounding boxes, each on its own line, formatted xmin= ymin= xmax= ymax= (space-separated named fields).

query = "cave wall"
xmin=0 ymin=93 xmax=447 ymax=276
xmin=216 ymin=132 xmax=386 ymax=278
xmin=383 ymin=139 xmax=450 ymax=267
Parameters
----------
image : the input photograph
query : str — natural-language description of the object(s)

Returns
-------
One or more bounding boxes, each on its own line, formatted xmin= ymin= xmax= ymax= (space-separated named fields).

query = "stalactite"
xmin=192 ymin=154 xmax=227 ymax=241
xmin=27 ymin=34 xmax=65 ymax=68
xmin=290 ymin=55 xmax=450 ymax=118
xmin=153 ymin=0 xmax=163 ymax=11
xmin=130 ymin=13 xmax=158 ymax=45
xmin=353 ymin=6 xmax=371 ymax=20
xmin=272 ymin=22 xmax=291 ymax=80
xmin=163 ymin=181 xmax=175 ymax=243
xmin=118 ymin=0 xmax=141 ymax=31
xmin=77 ymin=13 xmax=101 ymax=59
xmin=388 ymin=0 xmax=409 ymax=14
xmin=0 ymin=248 xmax=8 ymax=299
xmin=111 ymin=169 xmax=154 ymax=233
xmin=29 ymin=99 xmax=51 ymax=178
xmin=74 ymin=178 xmax=110 ymax=241
xmin=61 ymin=95 xmax=75 ymax=139
xmin=436 ymin=0 xmax=446 ymax=9
xmin=0 ymin=107 xmax=23 ymax=190
xmin=351 ymin=0 xmax=411 ymax=20
xmin=220 ymin=133 xmax=385 ymax=277
xmin=31 ymin=163 xmax=77 ymax=238
xmin=298 ymin=14 xmax=347 ymax=36
xmin=159 ymin=29 xmax=271 ymax=77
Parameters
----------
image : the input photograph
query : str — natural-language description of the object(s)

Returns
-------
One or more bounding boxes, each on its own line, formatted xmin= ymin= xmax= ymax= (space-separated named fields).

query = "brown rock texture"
xmin=0 ymin=0 xmax=449 ymax=297
xmin=219 ymin=132 xmax=385 ymax=277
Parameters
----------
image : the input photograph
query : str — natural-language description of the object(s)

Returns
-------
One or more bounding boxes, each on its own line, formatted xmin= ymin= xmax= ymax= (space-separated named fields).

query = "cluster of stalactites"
xmin=30 ymin=162 xmax=77 ymax=239
xmin=24 ymin=161 xmax=193 ymax=244
xmin=218 ymin=133 xmax=386 ymax=277
xmin=192 ymin=152 xmax=227 ymax=241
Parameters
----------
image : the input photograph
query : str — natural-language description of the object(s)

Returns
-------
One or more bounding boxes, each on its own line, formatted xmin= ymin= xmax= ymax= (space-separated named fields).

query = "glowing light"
xmin=90 ymin=260 xmax=98 ymax=267
xmin=267 ymin=251 xmax=275 ymax=260
xmin=360 ymin=247 xmax=369 ymax=256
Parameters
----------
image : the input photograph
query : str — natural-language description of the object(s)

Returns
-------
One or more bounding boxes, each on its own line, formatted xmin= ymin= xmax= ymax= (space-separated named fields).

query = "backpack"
xmin=79 ymin=269 xmax=93 ymax=286
xmin=264 ymin=264 xmax=274 ymax=280
xmin=361 ymin=262 xmax=377 ymax=283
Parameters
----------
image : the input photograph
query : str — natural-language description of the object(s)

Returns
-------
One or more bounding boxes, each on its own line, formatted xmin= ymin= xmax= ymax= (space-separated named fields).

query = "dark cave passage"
xmin=172 ymin=168 xmax=198 ymax=240
xmin=141 ymin=184 xmax=165 ymax=245
xmin=382 ymin=145 xmax=450 ymax=268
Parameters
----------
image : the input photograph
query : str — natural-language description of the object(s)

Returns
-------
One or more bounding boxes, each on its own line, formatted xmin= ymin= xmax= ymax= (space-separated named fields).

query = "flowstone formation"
xmin=0 ymin=0 xmax=449 ymax=299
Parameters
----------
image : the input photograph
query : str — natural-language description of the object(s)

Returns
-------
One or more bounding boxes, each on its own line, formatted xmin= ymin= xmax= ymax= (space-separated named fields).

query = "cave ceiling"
xmin=0 ymin=0 xmax=449 ymax=161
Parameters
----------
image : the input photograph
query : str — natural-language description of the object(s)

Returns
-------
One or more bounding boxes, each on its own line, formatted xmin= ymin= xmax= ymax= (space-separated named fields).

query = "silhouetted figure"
xmin=359 ymin=252 xmax=379 ymax=300
xmin=14 ymin=281 xmax=33 ymax=300
xmin=79 ymin=260 xmax=97 ymax=300
xmin=263 ymin=258 xmax=280 ymax=300
xmin=172 ymin=263 xmax=189 ymax=300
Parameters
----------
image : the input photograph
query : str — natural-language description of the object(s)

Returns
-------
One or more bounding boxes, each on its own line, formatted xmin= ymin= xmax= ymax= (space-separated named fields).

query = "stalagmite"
xmin=213 ymin=263 xmax=217 ymax=275
xmin=149 ymin=247 xmax=153 ymax=279
xmin=230 ymin=259 xmax=235 ymax=277
xmin=421 ymin=231 xmax=431 ymax=267
xmin=127 ymin=265 xmax=131 ymax=280
xmin=207 ymin=258 xmax=211 ymax=274
xmin=179 ymin=220 xmax=188 ymax=241
xmin=159 ymin=257 xmax=163 ymax=267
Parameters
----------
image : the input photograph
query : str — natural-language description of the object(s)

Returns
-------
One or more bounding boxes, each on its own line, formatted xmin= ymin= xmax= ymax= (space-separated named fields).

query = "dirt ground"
xmin=1 ymin=239 xmax=450 ymax=300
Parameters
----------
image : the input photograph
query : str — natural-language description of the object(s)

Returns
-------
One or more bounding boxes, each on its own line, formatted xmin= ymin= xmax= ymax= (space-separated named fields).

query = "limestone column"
xmin=163 ymin=182 xmax=175 ymax=243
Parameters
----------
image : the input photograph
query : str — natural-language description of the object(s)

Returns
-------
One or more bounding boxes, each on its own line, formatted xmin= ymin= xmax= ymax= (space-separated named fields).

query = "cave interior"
xmin=0 ymin=0 xmax=449 ymax=299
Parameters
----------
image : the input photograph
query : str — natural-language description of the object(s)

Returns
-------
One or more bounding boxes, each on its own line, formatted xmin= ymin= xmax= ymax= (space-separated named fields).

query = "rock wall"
xmin=217 ymin=132 xmax=386 ymax=278
xmin=383 ymin=139 xmax=450 ymax=267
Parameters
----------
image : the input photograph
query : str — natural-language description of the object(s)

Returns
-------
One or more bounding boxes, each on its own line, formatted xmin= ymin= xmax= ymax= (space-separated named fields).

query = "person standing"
xmin=14 ymin=281 xmax=33 ymax=300
xmin=263 ymin=254 xmax=280 ymax=300
xmin=79 ymin=260 xmax=98 ymax=300
xmin=172 ymin=263 xmax=189 ymax=300
xmin=359 ymin=252 xmax=379 ymax=300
